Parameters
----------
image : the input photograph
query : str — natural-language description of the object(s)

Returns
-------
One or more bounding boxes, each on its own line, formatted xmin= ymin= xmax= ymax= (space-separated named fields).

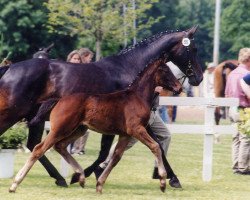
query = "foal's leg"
xmin=146 ymin=126 xmax=182 ymax=188
xmin=96 ymin=135 xmax=131 ymax=194
xmin=9 ymin=131 xmax=59 ymax=193
xmin=27 ymin=122 xmax=67 ymax=187
xmin=53 ymin=125 xmax=88 ymax=187
xmin=130 ymin=126 xmax=167 ymax=192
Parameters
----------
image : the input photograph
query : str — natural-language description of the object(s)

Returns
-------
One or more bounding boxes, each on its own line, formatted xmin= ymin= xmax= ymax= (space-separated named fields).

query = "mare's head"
xmin=155 ymin=61 xmax=182 ymax=95
xmin=167 ymin=26 xmax=203 ymax=86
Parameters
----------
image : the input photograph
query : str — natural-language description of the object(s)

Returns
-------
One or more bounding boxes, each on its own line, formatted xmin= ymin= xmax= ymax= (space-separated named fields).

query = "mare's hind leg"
xmin=9 ymin=131 xmax=60 ymax=193
xmin=53 ymin=125 xmax=88 ymax=187
xmin=96 ymin=135 xmax=131 ymax=194
xmin=27 ymin=122 xmax=67 ymax=187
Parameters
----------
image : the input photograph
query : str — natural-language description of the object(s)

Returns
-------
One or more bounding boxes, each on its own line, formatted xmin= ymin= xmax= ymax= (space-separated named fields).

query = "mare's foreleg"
xmin=96 ymin=135 xmax=131 ymax=194
xmin=27 ymin=122 xmax=67 ymax=187
xmin=53 ymin=125 xmax=88 ymax=187
xmin=9 ymin=131 xmax=58 ymax=193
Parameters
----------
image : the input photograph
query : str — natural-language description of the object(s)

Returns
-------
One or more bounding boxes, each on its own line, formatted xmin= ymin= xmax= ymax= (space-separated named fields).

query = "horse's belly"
xmin=82 ymin=119 xmax=124 ymax=136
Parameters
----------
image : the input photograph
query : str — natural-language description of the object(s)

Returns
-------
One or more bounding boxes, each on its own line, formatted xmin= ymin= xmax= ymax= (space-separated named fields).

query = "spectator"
xmin=203 ymin=62 xmax=216 ymax=97
xmin=78 ymin=48 xmax=94 ymax=63
xmin=66 ymin=50 xmax=81 ymax=63
xmin=69 ymin=48 xmax=94 ymax=155
xmin=225 ymin=48 xmax=250 ymax=175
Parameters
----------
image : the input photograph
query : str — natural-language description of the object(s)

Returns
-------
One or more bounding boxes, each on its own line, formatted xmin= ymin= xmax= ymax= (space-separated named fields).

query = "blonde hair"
xmin=238 ymin=48 xmax=250 ymax=64
xmin=66 ymin=50 xmax=80 ymax=62
xmin=78 ymin=48 xmax=94 ymax=57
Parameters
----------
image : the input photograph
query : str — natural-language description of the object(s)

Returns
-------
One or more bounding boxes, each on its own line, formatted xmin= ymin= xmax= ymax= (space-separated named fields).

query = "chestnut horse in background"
xmin=1 ymin=26 xmax=202 ymax=188
xmin=213 ymin=60 xmax=238 ymax=125
xmin=9 ymin=59 xmax=182 ymax=193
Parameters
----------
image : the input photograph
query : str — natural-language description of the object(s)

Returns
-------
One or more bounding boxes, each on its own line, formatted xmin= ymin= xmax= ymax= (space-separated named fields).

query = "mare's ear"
xmin=187 ymin=25 xmax=199 ymax=38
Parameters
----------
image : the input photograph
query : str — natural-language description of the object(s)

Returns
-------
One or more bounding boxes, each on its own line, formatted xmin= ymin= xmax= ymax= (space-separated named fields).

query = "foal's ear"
xmin=187 ymin=25 xmax=199 ymax=38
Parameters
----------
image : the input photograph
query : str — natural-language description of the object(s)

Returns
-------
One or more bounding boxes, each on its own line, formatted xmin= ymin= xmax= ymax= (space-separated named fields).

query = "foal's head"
xmin=156 ymin=62 xmax=182 ymax=95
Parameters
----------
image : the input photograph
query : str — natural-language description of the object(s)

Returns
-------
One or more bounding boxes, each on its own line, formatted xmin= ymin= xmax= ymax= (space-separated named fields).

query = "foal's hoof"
xmin=55 ymin=179 xmax=68 ymax=187
xmin=70 ymin=172 xmax=81 ymax=185
xmin=160 ymin=179 xmax=166 ymax=193
xmin=9 ymin=188 xmax=16 ymax=193
xmin=96 ymin=182 xmax=103 ymax=194
xmin=9 ymin=184 xmax=17 ymax=193
xmin=79 ymin=174 xmax=85 ymax=188
xmin=169 ymin=176 xmax=182 ymax=188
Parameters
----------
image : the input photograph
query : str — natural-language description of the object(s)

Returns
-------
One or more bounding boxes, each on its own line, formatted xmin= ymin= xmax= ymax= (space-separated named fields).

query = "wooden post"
xmin=202 ymin=99 xmax=215 ymax=181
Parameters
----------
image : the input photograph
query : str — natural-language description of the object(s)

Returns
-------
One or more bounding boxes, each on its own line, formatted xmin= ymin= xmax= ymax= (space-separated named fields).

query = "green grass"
xmin=0 ymin=133 xmax=249 ymax=200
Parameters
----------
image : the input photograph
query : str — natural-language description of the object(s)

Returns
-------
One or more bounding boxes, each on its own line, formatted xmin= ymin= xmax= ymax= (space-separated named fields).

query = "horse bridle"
xmin=175 ymin=32 xmax=196 ymax=87
xmin=182 ymin=31 xmax=195 ymax=77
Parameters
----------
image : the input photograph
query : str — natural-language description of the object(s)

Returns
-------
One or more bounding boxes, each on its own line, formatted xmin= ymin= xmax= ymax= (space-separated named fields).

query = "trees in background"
xmin=0 ymin=0 xmax=76 ymax=61
xmin=220 ymin=0 xmax=250 ymax=60
xmin=45 ymin=0 xmax=159 ymax=60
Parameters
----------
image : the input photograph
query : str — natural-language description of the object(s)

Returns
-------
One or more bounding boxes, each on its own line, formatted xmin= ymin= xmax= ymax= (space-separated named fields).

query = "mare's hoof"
xmin=94 ymin=166 xmax=104 ymax=180
xmin=55 ymin=179 xmax=68 ymax=187
xmin=152 ymin=167 xmax=160 ymax=179
xmin=169 ymin=176 xmax=182 ymax=188
xmin=70 ymin=172 xmax=81 ymax=185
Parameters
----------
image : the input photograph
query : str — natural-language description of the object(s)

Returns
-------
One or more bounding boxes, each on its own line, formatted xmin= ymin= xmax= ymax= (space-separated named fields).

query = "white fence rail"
xmin=44 ymin=97 xmax=239 ymax=181
xmin=160 ymin=97 xmax=239 ymax=182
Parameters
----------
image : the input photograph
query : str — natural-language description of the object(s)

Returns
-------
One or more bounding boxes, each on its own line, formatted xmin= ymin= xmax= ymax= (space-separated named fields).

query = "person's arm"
xmin=240 ymin=79 xmax=250 ymax=99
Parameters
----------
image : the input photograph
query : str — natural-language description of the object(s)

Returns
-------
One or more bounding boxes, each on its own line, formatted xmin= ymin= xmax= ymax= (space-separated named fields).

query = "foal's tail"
xmin=29 ymin=98 xmax=59 ymax=127
xmin=0 ymin=65 xmax=10 ymax=79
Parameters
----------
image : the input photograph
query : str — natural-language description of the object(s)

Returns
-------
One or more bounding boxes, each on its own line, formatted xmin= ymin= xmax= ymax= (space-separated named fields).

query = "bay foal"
xmin=9 ymin=59 xmax=182 ymax=193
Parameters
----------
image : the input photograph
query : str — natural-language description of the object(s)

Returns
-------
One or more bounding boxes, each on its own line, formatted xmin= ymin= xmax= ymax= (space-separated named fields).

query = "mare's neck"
xmin=103 ymin=32 xmax=181 ymax=84
xmin=120 ymin=32 xmax=179 ymax=65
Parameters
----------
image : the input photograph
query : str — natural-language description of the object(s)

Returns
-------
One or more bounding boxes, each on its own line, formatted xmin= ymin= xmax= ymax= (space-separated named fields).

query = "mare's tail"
xmin=29 ymin=98 xmax=59 ymax=127
xmin=0 ymin=65 xmax=9 ymax=79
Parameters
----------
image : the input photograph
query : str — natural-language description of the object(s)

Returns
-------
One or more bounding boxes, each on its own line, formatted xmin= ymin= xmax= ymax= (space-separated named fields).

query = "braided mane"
xmin=118 ymin=29 xmax=180 ymax=55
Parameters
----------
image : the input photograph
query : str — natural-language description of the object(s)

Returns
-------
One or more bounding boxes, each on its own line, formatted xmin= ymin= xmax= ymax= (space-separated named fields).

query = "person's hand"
xmin=155 ymin=86 xmax=163 ymax=93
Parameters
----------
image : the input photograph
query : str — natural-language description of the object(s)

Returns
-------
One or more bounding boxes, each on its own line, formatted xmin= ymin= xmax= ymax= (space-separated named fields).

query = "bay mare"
xmin=213 ymin=60 xmax=238 ymax=125
xmin=9 ymin=59 xmax=182 ymax=193
xmin=0 ymin=26 xmax=203 ymax=187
